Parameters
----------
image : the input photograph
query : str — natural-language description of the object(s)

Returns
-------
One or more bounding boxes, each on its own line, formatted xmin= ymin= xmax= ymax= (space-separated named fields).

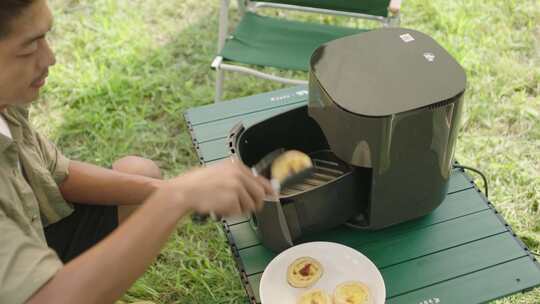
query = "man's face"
xmin=0 ymin=0 xmax=55 ymax=107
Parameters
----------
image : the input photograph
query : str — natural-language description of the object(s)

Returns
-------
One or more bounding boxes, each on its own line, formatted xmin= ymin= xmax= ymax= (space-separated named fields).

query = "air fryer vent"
xmin=421 ymin=94 xmax=461 ymax=111
xmin=280 ymin=151 xmax=349 ymax=197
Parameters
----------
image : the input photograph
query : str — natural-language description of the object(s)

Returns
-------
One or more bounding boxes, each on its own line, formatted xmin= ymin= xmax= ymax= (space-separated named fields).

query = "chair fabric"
xmin=220 ymin=12 xmax=367 ymax=71
xmin=250 ymin=0 xmax=391 ymax=17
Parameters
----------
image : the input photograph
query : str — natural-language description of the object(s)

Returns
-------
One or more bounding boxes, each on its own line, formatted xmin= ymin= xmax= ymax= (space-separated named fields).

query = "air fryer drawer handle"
xmin=228 ymin=122 xmax=245 ymax=155
xmin=252 ymin=201 xmax=294 ymax=252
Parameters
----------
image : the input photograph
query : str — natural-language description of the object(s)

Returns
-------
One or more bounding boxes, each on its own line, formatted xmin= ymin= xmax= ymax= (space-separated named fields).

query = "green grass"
xmin=34 ymin=0 xmax=540 ymax=303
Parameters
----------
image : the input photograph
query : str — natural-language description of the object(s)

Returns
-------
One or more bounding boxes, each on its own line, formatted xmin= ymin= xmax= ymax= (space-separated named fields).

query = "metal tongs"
xmin=251 ymin=148 xmax=315 ymax=195
xmin=196 ymin=149 xmax=314 ymax=229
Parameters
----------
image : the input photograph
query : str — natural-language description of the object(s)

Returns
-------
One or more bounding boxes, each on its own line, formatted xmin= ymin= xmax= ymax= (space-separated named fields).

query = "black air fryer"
xmin=229 ymin=28 xmax=467 ymax=252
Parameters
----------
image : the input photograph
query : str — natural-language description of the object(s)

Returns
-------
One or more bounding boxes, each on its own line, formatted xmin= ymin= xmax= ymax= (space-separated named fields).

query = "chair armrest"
xmin=388 ymin=0 xmax=402 ymax=15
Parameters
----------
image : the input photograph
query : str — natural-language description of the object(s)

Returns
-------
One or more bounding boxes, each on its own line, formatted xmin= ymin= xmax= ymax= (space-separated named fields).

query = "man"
xmin=0 ymin=0 xmax=274 ymax=303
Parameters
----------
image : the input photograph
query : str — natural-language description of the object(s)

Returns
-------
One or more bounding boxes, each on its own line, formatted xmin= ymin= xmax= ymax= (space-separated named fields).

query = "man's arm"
xmin=0 ymin=210 xmax=63 ymax=304
xmin=28 ymin=160 xmax=274 ymax=304
xmin=59 ymin=160 xmax=162 ymax=206
xmin=36 ymin=125 xmax=160 ymax=207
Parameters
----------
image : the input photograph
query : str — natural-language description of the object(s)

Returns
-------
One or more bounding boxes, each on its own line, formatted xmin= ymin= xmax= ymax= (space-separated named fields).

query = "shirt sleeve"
xmin=34 ymin=131 xmax=70 ymax=186
xmin=0 ymin=210 xmax=63 ymax=304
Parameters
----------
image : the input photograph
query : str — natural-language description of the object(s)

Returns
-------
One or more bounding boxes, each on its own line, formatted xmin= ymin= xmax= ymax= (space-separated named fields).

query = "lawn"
xmin=37 ymin=0 xmax=539 ymax=303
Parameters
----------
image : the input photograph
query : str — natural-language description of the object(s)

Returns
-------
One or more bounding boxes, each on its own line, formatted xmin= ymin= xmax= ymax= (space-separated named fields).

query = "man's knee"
xmin=112 ymin=156 xmax=162 ymax=179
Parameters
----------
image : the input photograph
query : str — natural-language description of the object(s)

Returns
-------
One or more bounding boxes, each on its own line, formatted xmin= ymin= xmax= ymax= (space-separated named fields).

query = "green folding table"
xmin=184 ymin=86 xmax=540 ymax=304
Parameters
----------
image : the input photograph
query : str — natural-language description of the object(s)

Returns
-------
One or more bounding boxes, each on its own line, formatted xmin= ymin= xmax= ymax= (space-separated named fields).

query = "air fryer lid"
xmin=310 ymin=28 xmax=466 ymax=117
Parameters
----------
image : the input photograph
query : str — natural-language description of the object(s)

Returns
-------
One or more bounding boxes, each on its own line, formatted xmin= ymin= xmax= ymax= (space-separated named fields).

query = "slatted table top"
xmin=184 ymin=86 xmax=540 ymax=304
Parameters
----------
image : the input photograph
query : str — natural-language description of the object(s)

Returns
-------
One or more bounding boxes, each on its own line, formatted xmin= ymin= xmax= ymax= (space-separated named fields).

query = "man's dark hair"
xmin=0 ymin=0 xmax=36 ymax=39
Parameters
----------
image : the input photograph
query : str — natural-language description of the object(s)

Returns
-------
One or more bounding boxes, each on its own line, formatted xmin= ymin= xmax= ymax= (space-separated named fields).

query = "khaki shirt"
xmin=0 ymin=105 xmax=72 ymax=303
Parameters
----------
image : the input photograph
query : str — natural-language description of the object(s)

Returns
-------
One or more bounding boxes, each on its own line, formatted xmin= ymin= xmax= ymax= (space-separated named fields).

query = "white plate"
xmin=259 ymin=241 xmax=385 ymax=304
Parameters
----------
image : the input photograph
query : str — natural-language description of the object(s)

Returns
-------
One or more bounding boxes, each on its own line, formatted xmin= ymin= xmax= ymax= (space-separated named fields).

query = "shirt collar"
xmin=0 ymin=107 xmax=25 ymax=153
xmin=0 ymin=133 xmax=11 ymax=153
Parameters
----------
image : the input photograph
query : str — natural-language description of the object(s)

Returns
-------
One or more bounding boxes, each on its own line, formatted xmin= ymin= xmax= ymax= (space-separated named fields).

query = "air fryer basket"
xmin=229 ymin=106 xmax=329 ymax=167
xmin=280 ymin=150 xmax=349 ymax=198
xmin=229 ymin=106 xmax=361 ymax=252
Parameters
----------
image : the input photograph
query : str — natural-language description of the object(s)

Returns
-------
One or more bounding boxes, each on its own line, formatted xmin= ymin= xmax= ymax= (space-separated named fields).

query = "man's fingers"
xmin=257 ymin=176 xmax=275 ymax=196
xmin=217 ymin=191 xmax=243 ymax=217
xmin=233 ymin=162 xmax=267 ymax=205
xmin=237 ymin=186 xmax=256 ymax=213
xmin=234 ymin=160 xmax=255 ymax=177
xmin=224 ymin=202 xmax=243 ymax=217
xmin=236 ymin=161 xmax=275 ymax=197
xmin=215 ymin=160 xmax=273 ymax=214
xmin=241 ymin=172 xmax=266 ymax=201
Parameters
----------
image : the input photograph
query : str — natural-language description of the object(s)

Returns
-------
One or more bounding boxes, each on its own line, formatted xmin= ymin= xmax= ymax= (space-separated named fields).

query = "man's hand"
xmin=157 ymin=158 xmax=274 ymax=217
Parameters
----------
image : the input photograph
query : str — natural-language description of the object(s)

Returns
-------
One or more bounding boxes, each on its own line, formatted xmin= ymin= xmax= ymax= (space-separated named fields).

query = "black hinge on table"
xmin=221 ymin=220 xmax=259 ymax=304
xmin=229 ymin=123 xmax=245 ymax=156
xmin=238 ymin=269 xmax=257 ymax=304
xmin=183 ymin=112 xmax=206 ymax=166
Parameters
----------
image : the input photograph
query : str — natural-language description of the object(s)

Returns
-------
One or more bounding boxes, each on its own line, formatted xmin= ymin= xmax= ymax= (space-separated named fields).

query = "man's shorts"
xmin=45 ymin=203 xmax=118 ymax=263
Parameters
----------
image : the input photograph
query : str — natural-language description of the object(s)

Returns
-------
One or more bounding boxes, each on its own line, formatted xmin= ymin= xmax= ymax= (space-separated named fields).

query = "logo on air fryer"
xmin=270 ymin=90 xmax=308 ymax=102
xmin=423 ymin=52 xmax=436 ymax=62
xmin=399 ymin=33 xmax=415 ymax=42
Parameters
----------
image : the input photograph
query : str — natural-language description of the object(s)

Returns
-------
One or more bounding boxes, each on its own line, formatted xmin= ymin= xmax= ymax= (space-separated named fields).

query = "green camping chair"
xmin=212 ymin=0 xmax=402 ymax=102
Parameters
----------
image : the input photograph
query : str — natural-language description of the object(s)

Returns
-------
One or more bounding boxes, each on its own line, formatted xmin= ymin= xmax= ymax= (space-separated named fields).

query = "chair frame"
xmin=212 ymin=0 xmax=403 ymax=102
